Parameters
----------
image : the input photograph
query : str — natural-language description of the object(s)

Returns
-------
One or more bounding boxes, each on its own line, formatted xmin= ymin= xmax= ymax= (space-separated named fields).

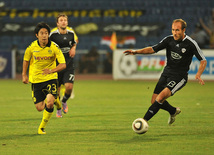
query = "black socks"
xmin=45 ymin=106 xmax=54 ymax=112
xmin=143 ymin=100 xmax=161 ymax=121
xmin=160 ymin=100 xmax=176 ymax=115
xmin=62 ymin=93 xmax=70 ymax=103
xmin=143 ymin=100 xmax=176 ymax=121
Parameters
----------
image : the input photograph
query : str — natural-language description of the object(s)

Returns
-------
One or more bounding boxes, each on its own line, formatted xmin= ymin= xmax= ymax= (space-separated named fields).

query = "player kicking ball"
xmin=124 ymin=19 xmax=207 ymax=128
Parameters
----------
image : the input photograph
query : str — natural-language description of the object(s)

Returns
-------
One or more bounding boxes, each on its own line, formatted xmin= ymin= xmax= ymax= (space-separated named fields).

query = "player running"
xmin=50 ymin=13 xmax=78 ymax=117
xmin=22 ymin=22 xmax=66 ymax=134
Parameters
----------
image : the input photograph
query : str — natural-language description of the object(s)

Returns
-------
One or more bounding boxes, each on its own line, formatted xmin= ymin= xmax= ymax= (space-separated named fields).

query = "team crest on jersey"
xmin=48 ymin=50 xmax=52 ymax=54
xmin=181 ymin=48 xmax=186 ymax=53
xmin=63 ymin=37 xmax=67 ymax=40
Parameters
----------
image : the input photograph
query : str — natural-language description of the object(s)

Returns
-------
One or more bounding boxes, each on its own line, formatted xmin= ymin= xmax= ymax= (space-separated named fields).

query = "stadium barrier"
xmin=113 ymin=49 xmax=214 ymax=80
xmin=0 ymin=50 xmax=16 ymax=79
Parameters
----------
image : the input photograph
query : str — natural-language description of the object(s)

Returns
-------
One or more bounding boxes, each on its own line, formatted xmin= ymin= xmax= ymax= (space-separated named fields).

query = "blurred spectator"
xmin=207 ymin=8 xmax=214 ymax=30
xmin=78 ymin=54 xmax=88 ymax=74
xmin=103 ymin=52 xmax=112 ymax=73
xmin=86 ymin=46 xmax=99 ymax=73
xmin=190 ymin=23 xmax=209 ymax=48
xmin=199 ymin=18 xmax=214 ymax=48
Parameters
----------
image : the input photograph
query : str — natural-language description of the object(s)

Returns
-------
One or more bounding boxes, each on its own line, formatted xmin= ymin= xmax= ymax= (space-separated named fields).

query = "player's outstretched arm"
xmin=123 ymin=50 xmax=136 ymax=55
xmin=123 ymin=47 xmax=155 ymax=56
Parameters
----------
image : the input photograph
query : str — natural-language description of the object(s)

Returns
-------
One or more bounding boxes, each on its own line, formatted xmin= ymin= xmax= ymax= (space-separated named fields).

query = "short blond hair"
xmin=172 ymin=19 xmax=187 ymax=30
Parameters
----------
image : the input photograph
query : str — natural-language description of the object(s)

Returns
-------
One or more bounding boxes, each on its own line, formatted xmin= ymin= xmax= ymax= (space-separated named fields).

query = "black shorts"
xmin=154 ymin=73 xmax=187 ymax=96
xmin=31 ymin=79 xmax=58 ymax=104
xmin=57 ymin=53 xmax=75 ymax=86
xmin=58 ymin=68 xmax=75 ymax=86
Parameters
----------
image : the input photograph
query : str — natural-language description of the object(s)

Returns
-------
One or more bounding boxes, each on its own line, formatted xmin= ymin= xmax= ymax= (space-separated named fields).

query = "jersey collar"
xmin=57 ymin=28 xmax=68 ymax=34
xmin=37 ymin=39 xmax=51 ymax=48
xmin=182 ymin=34 xmax=188 ymax=41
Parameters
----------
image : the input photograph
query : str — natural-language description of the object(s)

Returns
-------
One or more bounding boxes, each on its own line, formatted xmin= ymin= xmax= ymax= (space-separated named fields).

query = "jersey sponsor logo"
xmin=33 ymin=56 xmax=53 ymax=60
xmin=171 ymin=51 xmax=182 ymax=60
xmin=61 ymin=47 xmax=70 ymax=53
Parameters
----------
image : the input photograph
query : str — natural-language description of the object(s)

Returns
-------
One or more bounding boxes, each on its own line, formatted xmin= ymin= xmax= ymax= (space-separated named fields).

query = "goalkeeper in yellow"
xmin=22 ymin=22 xmax=66 ymax=134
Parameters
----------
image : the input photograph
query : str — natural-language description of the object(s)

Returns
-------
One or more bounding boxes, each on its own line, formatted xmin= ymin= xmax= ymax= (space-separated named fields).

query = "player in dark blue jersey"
xmin=124 ymin=19 xmax=207 ymax=125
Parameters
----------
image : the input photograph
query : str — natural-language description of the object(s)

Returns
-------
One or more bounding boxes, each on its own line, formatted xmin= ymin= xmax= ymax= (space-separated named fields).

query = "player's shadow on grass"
xmin=1 ymin=117 xmax=41 ymax=122
xmin=0 ymin=133 xmax=39 ymax=141
xmin=115 ymin=133 xmax=173 ymax=144
xmin=59 ymin=128 xmax=106 ymax=133
xmin=122 ymin=135 xmax=159 ymax=143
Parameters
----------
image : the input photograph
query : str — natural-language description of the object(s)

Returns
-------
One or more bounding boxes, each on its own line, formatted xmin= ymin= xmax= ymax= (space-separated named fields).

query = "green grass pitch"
xmin=0 ymin=79 xmax=214 ymax=155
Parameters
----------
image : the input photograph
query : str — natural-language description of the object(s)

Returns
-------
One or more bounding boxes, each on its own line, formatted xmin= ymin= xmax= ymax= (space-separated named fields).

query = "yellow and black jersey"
xmin=23 ymin=40 xmax=65 ymax=83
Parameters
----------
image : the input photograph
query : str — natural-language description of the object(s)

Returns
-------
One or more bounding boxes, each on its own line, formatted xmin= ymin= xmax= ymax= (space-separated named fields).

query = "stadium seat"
xmin=1 ymin=0 xmax=214 ymax=50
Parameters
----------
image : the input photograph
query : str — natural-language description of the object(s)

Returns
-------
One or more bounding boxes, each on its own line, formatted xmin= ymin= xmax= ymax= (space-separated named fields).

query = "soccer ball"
xmin=132 ymin=118 xmax=149 ymax=134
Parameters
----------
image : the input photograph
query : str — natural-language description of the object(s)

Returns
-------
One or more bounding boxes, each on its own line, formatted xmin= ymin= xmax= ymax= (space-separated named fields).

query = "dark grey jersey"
xmin=152 ymin=35 xmax=206 ymax=75
xmin=50 ymin=28 xmax=76 ymax=67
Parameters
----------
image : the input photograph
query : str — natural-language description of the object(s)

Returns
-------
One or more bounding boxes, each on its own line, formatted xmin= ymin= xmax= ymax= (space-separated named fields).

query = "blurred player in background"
xmin=50 ymin=13 xmax=78 ymax=117
xmin=22 ymin=22 xmax=66 ymax=134
xmin=124 ymin=19 xmax=207 ymax=126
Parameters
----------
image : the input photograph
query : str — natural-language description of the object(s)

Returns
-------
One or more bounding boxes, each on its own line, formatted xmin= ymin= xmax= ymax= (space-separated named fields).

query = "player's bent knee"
xmin=36 ymin=106 xmax=44 ymax=112
xmin=46 ymin=101 xmax=54 ymax=108
xmin=35 ymin=101 xmax=45 ymax=112
xmin=65 ymin=83 xmax=73 ymax=91
xmin=156 ymin=96 xmax=164 ymax=103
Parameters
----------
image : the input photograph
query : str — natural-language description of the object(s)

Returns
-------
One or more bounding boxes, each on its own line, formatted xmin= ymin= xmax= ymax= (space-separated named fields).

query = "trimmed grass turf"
xmin=0 ymin=79 xmax=214 ymax=155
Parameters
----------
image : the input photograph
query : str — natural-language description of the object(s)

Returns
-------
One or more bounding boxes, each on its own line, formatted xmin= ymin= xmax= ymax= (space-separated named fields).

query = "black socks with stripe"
xmin=143 ymin=100 xmax=176 ymax=121
xmin=143 ymin=100 xmax=161 ymax=121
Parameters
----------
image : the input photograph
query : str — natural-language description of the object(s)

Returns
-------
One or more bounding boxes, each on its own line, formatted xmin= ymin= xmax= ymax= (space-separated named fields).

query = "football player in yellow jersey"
xmin=50 ymin=13 xmax=78 ymax=117
xmin=22 ymin=22 xmax=66 ymax=134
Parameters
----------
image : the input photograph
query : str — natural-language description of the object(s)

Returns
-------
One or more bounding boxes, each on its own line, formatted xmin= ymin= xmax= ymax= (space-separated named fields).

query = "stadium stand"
xmin=0 ymin=0 xmax=214 ymax=51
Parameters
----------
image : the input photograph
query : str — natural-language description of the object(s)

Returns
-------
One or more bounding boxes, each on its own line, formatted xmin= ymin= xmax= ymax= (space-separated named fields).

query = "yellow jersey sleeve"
xmin=23 ymin=43 xmax=34 ymax=82
xmin=23 ymin=45 xmax=32 ymax=61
